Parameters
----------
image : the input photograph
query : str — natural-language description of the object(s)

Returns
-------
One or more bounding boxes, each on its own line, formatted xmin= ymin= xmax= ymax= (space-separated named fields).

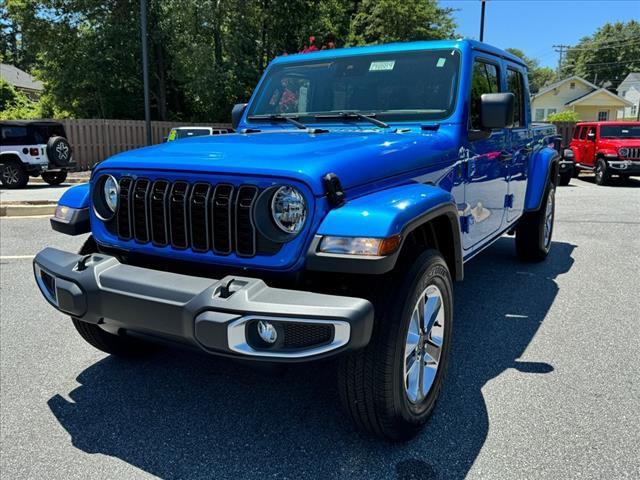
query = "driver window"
xmin=470 ymin=60 xmax=500 ymax=130
xmin=579 ymin=127 xmax=588 ymax=140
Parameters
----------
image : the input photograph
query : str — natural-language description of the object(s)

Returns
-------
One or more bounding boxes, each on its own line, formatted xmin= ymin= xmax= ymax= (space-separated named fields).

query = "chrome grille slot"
xmin=133 ymin=179 xmax=151 ymax=243
xmin=169 ymin=181 xmax=190 ymax=249
xmin=150 ymin=180 xmax=170 ymax=246
xmin=211 ymin=184 xmax=234 ymax=254
xmin=116 ymin=177 xmax=133 ymax=239
xmin=189 ymin=183 xmax=212 ymax=252
xmin=626 ymin=147 xmax=639 ymax=159
xmin=235 ymin=185 xmax=258 ymax=257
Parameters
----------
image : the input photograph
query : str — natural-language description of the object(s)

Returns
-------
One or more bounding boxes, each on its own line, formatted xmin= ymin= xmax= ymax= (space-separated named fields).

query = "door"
xmin=462 ymin=58 xmax=509 ymax=251
xmin=506 ymin=67 xmax=531 ymax=222
xmin=583 ymin=125 xmax=597 ymax=167
xmin=571 ymin=126 xmax=584 ymax=164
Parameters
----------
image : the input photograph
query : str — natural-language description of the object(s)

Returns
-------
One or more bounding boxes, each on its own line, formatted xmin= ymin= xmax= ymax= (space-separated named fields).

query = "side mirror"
xmin=480 ymin=93 xmax=515 ymax=129
xmin=231 ymin=103 xmax=248 ymax=130
xmin=587 ymin=131 xmax=596 ymax=141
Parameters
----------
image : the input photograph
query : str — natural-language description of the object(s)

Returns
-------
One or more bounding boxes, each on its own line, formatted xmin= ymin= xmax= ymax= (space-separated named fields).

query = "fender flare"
xmin=306 ymin=183 xmax=463 ymax=279
xmin=50 ymin=183 xmax=91 ymax=235
xmin=524 ymin=147 xmax=559 ymax=212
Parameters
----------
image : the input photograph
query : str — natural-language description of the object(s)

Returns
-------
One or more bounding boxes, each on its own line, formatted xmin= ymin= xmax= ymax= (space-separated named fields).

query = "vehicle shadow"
xmin=48 ymin=238 xmax=575 ymax=480
xmin=577 ymin=175 xmax=640 ymax=187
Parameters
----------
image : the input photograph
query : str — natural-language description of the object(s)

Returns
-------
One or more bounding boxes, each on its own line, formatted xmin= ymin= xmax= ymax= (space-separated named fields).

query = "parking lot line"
xmin=0 ymin=255 xmax=35 ymax=260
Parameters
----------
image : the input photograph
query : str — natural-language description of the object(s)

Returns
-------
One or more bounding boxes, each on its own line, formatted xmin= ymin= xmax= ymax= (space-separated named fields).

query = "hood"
xmin=98 ymin=126 xmax=459 ymax=196
xmin=598 ymin=139 xmax=640 ymax=149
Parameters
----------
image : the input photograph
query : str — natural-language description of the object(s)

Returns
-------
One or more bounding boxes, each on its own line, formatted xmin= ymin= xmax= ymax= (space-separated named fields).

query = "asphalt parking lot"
xmin=1 ymin=176 xmax=639 ymax=480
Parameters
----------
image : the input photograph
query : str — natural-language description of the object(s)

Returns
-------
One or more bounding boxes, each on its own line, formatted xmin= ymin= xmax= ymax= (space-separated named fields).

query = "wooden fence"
xmin=551 ymin=121 xmax=577 ymax=148
xmin=54 ymin=119 xmax=231 ymax=170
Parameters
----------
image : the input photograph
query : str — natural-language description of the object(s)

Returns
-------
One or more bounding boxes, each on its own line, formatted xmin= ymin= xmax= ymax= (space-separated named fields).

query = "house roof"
xmin=531 ymin=75 xmax=599 ymax=99
xmin=616 ymin=72 xmax=640 ymax=92
xmin=0 ymin=63 xmax=43 ymax=91
xmin=565 ymin=88 xmax=632 ymax=107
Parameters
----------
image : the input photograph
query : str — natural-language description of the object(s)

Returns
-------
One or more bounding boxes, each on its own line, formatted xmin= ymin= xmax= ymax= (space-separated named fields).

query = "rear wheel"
xmin=338 ymin=250 xmax=453 ymax=441
xmin=71 ymin=237 xmax=158 ymax=357
xmin=1 ymin=161 xmax=28 ymax=189
xmin=595 ymin=158 xmax=610 ymax=185
xmin=516 ymin=180 xmax=555 ymax=262
xmin=41 ymin=171 xmax=68 ymax=185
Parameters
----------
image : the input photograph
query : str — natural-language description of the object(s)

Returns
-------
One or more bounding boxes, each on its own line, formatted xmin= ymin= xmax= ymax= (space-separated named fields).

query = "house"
xmin=0 ymin=63 xmax=44 ymax=100
xmin=616 ymin=72 xmax=640 ymax=120
xmin=530 ymin=75 xmax=632 ymax=122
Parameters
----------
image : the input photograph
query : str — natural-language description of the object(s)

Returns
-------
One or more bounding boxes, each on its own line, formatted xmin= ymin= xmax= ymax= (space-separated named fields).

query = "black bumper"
xmin=559 ymin=158 xmax=575 ymax=173
xmin=33 ymin=248 xmax=374 ymax=362
xmin=607 ymin=159 xmax=640 ymax=175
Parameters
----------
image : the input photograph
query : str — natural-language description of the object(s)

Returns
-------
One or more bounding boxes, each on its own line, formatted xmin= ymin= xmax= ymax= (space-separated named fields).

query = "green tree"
xmin=505 ymin=48 xmax=556 ymax=94
xmin=561 ymin=20 xmax=640 ymax=88
xmin=349 ymin=0 xmax=455 ymax=45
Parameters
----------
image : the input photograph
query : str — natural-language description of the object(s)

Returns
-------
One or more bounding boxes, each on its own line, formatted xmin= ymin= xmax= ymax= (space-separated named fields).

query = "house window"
xmin=534 ymin=108 xmax=545 ymax=121
xmin=547 ymin=108 xmax=557 ymax=118
xmin=597 ymin=111 xmax=609 ymax=121
xmin=570 ymin=82 xmax=576 ymax=89
xmin=632 ymin=105 xmax=638 ymax=116
xmin=621 ymin=90 xmax=627 ymax=97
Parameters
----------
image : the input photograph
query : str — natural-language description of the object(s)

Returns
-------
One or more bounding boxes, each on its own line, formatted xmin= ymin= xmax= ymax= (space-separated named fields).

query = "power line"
xmin=553 ymin=44 xmax=571 ymax=75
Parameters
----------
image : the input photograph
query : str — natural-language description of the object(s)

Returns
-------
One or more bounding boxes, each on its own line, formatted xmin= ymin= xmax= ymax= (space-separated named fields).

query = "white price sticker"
xmin=369 ymin=60 xmax=396 ymax=71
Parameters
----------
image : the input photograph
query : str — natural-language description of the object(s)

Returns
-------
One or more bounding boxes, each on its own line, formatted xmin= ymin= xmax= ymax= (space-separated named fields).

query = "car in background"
xmin=564 ymin=121 xmax=640 ymax=185
xmin=0 ymin=120 xmax=75 ymax=189
xmin=165 ymin=126 xmax=233 ymax=142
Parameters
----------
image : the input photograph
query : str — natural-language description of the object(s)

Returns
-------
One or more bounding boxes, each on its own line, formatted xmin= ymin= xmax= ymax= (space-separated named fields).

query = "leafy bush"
xmin=546 ymin=110 xmax=580 ymax=122
xmin=0 ymin=79 xmax=40 ymax=120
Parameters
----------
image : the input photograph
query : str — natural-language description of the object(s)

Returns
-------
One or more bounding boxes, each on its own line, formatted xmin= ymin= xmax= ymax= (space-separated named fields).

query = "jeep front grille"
xmin=115 ymin=177 xmax=259 ymax=257
xmin=624 ymin=147 xmax=640 ymax=159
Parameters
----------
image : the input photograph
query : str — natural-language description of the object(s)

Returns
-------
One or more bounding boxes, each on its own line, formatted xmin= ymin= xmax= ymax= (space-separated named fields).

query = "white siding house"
xmin=616 ymin=72 xmax=640 ymax=119
xmin=530 ymin=75 xmax=631 ymax=122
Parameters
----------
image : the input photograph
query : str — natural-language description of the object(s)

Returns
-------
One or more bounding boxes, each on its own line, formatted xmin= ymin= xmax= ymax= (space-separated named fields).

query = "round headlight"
xmin=103 ymin=175 xmax=119 ymax=212
xmin=619 ymin=148 xmax=629 ymax=158
xmin=271 ymin=186 xmax=307 ymax=234
xmin=93 ymin=174 xmax=119 ymax=221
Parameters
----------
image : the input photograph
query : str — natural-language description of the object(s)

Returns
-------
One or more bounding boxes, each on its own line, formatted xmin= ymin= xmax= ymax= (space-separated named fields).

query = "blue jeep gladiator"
xmin=34 ymin=40 xmax=559 ymax=441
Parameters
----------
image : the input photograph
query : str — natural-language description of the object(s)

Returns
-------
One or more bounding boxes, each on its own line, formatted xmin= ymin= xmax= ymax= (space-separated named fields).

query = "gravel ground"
xmin=1 ymin=176 xmax=639 ymax=479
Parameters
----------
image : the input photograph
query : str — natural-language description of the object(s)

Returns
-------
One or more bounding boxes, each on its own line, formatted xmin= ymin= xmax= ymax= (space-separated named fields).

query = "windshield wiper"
xmin=247 ymin=114 xmax=307 ymax=129
xmin=315 ymin=112 xmax=390 ymax=128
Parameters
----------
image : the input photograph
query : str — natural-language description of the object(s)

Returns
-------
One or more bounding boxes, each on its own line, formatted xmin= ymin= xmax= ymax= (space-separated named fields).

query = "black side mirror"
xmin=480 ymin=93 xmax=515 ymax=129
xmin=231 ymin=103 xmax=248 ymax=130
xmin=587 ymin=131 xmax=596 ymax=141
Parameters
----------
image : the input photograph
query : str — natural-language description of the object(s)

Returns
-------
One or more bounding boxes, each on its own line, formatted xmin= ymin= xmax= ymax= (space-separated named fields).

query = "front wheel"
xmin=559 ymin=168 xmax=572 ymax=186
xmin=1 ymin=162 xmax=28 ymax=189
xmin=42 ymin=171 xmax=68 ymax=185
xmin=516 ymin=180 xmax=555 ymax=262
xmin=71 ymin=237 xmax=158 ymax=357
xmin=338 ymin=250 xmax=453 ymax=441
xmin=595 ymin=158 xmax=610 ymax=185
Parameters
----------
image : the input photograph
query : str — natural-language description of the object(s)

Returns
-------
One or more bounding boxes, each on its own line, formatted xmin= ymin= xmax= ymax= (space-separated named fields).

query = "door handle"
xmin=499 ymin=151 xmax=513 ymax=162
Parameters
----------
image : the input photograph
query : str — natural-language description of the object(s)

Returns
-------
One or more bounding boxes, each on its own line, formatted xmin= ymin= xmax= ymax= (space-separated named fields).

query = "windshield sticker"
xmin=298 ymin=86 xmax=308 ymax=112
xmin=436 ymin=58 xmax=446 ymax=68
xmin=369 ymin=60 xmax=395 ymax=71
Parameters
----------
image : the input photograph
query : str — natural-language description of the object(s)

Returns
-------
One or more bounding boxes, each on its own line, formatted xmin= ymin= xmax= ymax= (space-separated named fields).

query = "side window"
xmin=470 ymin=60 xmax=499 ymax=130
xmin=1 ymin=126 xmax=29 ymax=146
xmin=506 ymin=68 xmax=525 ymax=128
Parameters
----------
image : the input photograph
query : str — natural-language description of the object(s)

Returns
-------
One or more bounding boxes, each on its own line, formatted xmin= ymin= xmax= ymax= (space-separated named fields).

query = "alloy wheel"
xmin=404 ymin=284 xmax=445 ymax=404
xmin=1 ymin=165 xmax=19 ymax=185
xmin=543 ymin=188 xmax=555 ymax=248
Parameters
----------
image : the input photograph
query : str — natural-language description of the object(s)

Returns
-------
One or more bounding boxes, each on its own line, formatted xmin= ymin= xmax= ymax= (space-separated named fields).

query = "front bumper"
xmin=607 ymin=159 xmax=640 ymax=175
xmin=33 ymin=248 xmax=374 ymax=362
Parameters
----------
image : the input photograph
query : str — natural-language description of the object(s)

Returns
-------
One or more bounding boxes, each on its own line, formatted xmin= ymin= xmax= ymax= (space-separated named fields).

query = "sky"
xmin=441 ymin=0 xmax=640 ymax=69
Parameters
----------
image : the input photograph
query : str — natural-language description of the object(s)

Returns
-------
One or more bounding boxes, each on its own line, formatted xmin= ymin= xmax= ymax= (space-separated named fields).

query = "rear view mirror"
xmin=231 ymin=103 xmax=248 ymax=130
xmin=480 ymin=93 xmax=515 ymax=130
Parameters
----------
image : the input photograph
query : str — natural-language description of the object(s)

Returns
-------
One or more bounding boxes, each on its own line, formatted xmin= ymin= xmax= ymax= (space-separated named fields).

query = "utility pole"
xmin=552 ymin=44 xmax=571 ymax=77
xmin=479 ymin=0 xmax=486 ymax=42
xmin=140 ymin=0 xmax=152 ymax=146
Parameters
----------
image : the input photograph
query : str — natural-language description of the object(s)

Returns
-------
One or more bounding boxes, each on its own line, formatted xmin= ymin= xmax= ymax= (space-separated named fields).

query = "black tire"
xmin=595 ymin=158 xmax=610 ymax=186
xmin=41 ymin=171 xmax=68 ymax=185
xmin=46 ymin=136 xmax=72 ymax=167
xmin=0 ymin=161 xmax=29 ymax=189
xmin=338 ymin=250 xmax=453 ymax=441
xmin=516 ymin=180 xmax=555 ymax=262
xmin=558 ymin=169 xmax=572 ymax=186
xmin=572 ymin=167 xmax=580 ymax=178
xmin=71 ymin=237 xmax=157 ymax=357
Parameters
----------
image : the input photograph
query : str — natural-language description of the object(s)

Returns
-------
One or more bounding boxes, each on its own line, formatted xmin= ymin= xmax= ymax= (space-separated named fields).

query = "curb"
xmin=30 ymin=178 xmax=89 ymax=185
xmin=0 ymin=203 xmax=56 ymax=217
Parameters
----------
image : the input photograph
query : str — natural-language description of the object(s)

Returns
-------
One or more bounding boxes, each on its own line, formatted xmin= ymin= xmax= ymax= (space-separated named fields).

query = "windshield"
xmin=248 ymin=49 xmax=460 ymax=123
xmin=600 ymin=125 xmax=640 ymax=139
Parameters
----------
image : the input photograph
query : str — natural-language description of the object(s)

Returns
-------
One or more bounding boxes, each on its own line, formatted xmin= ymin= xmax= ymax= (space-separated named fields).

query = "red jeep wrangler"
xmin=564 ymin=121 xmax=640 ymax=185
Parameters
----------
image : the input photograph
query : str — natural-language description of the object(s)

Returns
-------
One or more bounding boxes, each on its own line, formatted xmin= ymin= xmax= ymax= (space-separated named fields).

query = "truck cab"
xmin=33 ymin=40 xmax=559 ymax=441
xmin=568 ymin=121 xmax=640 ymax=185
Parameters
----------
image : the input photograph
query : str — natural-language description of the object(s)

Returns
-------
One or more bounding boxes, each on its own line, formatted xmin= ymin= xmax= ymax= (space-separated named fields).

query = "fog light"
xmin=257 ymin=320 xmax=277 ymax=344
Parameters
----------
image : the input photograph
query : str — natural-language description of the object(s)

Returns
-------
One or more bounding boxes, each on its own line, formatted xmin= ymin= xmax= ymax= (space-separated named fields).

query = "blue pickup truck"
xmin=34 ymin=40 xmax=560 ymax=440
